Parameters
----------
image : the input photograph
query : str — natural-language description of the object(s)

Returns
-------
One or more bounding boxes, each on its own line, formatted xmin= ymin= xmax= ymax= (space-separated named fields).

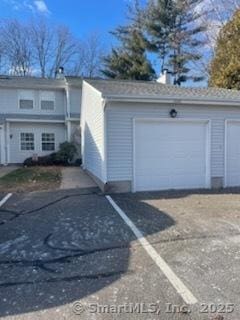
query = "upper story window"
xmin=19 ymin=90 xmax=34 ymax=110
xmin=40 ymin=91 xmax=55 ymax=111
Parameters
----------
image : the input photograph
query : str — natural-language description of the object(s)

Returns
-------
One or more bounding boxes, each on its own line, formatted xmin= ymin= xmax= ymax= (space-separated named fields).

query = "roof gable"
xmin=86 ymin=79 xmax=240 ymax=103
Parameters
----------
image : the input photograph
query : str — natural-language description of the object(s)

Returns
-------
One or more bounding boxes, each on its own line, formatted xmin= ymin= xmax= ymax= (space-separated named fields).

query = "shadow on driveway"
xmin=0 ymin=188 xmax=175 ymax=317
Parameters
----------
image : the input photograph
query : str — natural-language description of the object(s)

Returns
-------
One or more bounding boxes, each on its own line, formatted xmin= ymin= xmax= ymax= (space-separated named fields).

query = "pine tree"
xmin=146 ymin=0 xmax=206 ymax=85
xmin=102 ymin=1 xmax=155 ymax=81
xmin=209 ymin=9 xmax=240 ymax=89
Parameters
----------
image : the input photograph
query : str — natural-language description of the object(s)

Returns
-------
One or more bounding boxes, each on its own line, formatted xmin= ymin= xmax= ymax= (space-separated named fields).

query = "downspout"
xmin=102 ymin=98 xmax=108 ymax=185
xmin=65 ymin=82 xmax=71 ymax=142
xmin=5 ymin=122 xmax=10 ymax=165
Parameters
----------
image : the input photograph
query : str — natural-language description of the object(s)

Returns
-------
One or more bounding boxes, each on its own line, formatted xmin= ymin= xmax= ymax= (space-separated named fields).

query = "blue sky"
xmin=0 ymin=0 xmax=133 ymax=45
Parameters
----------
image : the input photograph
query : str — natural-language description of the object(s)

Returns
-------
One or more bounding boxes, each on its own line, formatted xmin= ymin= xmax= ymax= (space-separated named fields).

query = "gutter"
xmin=6 ymin=118 xmax=65 ymax=123
xmin=103 ymin=95 xmax=240 ymax=107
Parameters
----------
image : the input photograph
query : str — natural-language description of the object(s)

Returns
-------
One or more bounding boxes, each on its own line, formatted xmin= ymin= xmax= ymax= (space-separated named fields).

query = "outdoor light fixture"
xmin=170 ymin=109 xmax=177 ymax=118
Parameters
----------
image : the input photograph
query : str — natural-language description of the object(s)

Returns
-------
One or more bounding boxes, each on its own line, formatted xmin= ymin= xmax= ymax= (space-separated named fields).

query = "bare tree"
xmin=70 ymin=33 xmax=104 ymax=78
xmin=30 ymin=19 xmax=53 ymax=78
xmin=1 ymin=20 xmax=33 ymax=76
xmin=49 ymin=25 xmax=79 ymax=78
xmin=0 ymin=19 xmax=105 ymax=78
xmin=82 ymin=33 xmax=104 ymax=78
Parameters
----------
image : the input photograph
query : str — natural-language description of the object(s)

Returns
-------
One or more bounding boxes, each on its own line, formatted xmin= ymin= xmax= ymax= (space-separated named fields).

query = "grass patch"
xmin=0 ymin=166 xmax=62 ymax=193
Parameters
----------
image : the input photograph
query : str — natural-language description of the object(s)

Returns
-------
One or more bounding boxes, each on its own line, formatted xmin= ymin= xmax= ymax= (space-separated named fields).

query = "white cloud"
xmin=3 ymin=0 xmax=50 ymax=15
xmin=33 ymin=0 xmax=50 ymax=14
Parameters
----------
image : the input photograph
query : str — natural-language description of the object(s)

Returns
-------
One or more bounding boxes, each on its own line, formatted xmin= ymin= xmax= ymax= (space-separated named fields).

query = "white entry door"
xmin=134 ymin=119 xmax=210 ymax=192
xmin=225 ymin=121 xmax=240 ymax=187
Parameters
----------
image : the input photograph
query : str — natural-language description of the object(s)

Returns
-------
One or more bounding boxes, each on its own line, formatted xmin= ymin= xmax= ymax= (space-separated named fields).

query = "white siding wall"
xmin=9 ymin=123 xmax=66 ymax=163
xmin=69 ymin=87 xmax=82 ymax=116
xmin=106 ymin=102 xmax=240 ymax=182
xmin=81 ymin=82 xmax=105 ymax=181
xmin=0 ymin=88 xmax=65 ymax=115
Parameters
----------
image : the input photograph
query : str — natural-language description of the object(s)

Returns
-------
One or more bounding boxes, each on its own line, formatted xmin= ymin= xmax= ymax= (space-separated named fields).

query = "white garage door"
xmin=226 ymin=121 xmax=240 ymax=187
xmin=134 ymin=119 xmax=210 ymax=192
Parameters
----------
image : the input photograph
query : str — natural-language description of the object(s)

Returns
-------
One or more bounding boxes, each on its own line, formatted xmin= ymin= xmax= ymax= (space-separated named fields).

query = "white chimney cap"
xmin=56 ymin=67 xmax=65 ymax=79
xmin=157 ymin=69 xmax=171 ymax=85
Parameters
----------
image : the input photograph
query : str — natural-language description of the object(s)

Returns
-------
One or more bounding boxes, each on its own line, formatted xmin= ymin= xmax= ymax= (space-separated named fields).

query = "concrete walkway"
xmin=0 ymin=166 xmax=19 ymax=178
xmin=60 ymin=167 xmax=97 ymax=190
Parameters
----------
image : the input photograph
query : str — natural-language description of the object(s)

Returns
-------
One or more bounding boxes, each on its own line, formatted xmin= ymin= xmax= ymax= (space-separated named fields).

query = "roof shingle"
xmin=86 ymin=79 xmax=240 ymax=102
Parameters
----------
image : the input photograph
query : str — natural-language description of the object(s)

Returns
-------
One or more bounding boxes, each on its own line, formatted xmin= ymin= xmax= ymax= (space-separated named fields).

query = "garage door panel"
xmin=226 ymin=122 xmax=240 ymax=187
xmin=134 ymin=120 xmax=208 ymax=192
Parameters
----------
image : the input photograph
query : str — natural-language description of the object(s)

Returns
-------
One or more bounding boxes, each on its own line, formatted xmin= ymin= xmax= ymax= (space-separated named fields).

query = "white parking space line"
xmin=106 ymin=195 xmax=198 ymax=305
xmin=0 ymin=193 xmax=12 ymax=208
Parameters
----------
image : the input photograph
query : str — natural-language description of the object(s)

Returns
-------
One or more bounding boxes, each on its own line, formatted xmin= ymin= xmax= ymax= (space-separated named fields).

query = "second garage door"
xmin=225 ymin=121 xmax=240 ymax=187
xmin=134 ymin=119 xmax=210 ymax=192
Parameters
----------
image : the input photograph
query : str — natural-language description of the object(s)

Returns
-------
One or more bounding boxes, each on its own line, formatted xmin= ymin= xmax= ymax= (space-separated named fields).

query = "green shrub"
xmin=55 ymin=142 xmax=77 ymax=164
xmin=23 ymin=141 xmax=77 ymax=166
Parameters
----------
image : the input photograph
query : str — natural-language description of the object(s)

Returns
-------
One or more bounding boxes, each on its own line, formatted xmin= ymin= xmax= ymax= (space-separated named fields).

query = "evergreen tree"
xmin=146 ymin=0 xmax=206 ymax=85
xmin=209 ymin=9 xmax=240 ymax=89
xmin=102 ymin=1 xmax=155 ymax=81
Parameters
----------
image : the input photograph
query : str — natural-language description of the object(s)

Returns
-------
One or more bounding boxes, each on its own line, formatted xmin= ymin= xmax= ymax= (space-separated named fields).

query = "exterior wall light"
xmin=170 ymin=109 xmax=177 ymax=118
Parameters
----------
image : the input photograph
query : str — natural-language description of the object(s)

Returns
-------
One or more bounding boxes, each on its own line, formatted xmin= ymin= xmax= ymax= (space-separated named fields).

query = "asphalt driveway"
xmin=0 ymin=188 xmax=240 ymax=319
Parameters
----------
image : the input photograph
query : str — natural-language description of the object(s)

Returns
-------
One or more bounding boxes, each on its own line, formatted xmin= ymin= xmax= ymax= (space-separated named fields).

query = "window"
xmin=20 ymin=133 xmax=34 ymax=151
xmin=19 ymin=90 xmax=34 ymax=109
xmin=40 ymin=91 xmax=55 ymax=111
xmin=42 ymin=133 xmax=55 ymax=151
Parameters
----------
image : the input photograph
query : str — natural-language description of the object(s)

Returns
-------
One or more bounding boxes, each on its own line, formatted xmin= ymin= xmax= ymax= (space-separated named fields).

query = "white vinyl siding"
xmin=106 ymin=102 xmax=240 ymax=182
xmin=20 ymin=132 xmax=35 ymax=151
xmin=68 ymin=87 xmax=82 ymax=116
xmin=42 ymin=133 xmax=55 ymax=151
xmin=40 ymin=91 xmax=55 ymax=111
xmin=0 ymin=88 xmax=65 ymax=115
xmin=81 ymin=82 xmax=105 ymax=181
xmin=19 ymin=90 xmax=34 ymax=109
xmin=9 ymin=123 xmax=66 ymax=163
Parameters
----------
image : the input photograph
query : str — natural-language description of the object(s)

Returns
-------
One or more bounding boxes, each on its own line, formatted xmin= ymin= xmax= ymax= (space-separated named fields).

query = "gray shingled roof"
xmin=86 ymin=79 xmax=240 ymax=102
xmin=0 ymin=76 xmax=66 ymax=89
xmin=65 ymin=76 xmax=83 ymax=87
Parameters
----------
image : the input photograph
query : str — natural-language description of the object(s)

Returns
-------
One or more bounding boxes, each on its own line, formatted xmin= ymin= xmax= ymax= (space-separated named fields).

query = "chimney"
xmin=157 ymin=69 xmax=171 ymax=85
xmin=56 ymin=67 xmax=65 ymax=79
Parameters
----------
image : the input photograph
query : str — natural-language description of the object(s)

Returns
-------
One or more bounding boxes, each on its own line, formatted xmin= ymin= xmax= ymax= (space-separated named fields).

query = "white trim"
xmin=106 ymin=195 xmax=198 ymax=305
xmin=224 ymin=119 xmax=240 ymax=187
xmin=132 ymin=118 xmax=211 ymax=192
xmin=65 ymin=85 xmax=71 ymax=118
xmin=102 ymin=109 xmax=107 ymax=183
xmin=66 ymin=118 xmax=80 ymax=122
xmin=132 ymin=118 xmax=136 ymax=192
xmin=6 ymin=119 xmax=65 ymax=124
xmin=67 ymin=120 xmax=71 ymax=142
xmin=0 ymin=125 xmax=4 ymax=165
xmin=105 ymin=95 xmax=240 ymax=107
xmin=39 ymin=90 xmax=56 ymax=112
xmin=83 ymin=80 xmax=103 ymax=97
